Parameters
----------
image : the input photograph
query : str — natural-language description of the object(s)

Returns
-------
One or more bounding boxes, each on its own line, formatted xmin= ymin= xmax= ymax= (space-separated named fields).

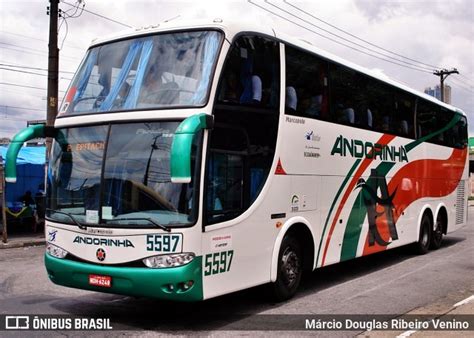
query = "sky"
xmin=0 ymin=0 xmax=473 ymax=138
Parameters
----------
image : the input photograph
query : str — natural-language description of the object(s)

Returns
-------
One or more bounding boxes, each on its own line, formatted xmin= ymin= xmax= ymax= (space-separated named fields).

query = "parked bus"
xmin=6 ymin=19 xmax=468 ymax=301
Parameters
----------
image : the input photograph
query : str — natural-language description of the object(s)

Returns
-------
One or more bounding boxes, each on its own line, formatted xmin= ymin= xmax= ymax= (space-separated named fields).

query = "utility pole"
xmin=46 ymin=0 xmax=59 ymax=157
xmin=433 ymin=68 xmax=459 ymax=103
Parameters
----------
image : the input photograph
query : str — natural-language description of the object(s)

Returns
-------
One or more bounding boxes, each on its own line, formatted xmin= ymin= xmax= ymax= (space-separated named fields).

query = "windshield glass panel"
xmin=47 ymin=122 xmax=200 ymax=228
xmin=60 ymin=30 xmax=222 ymax=115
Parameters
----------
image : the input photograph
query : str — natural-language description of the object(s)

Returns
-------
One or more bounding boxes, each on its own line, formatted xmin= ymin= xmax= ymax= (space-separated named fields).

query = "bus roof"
xmin=88 ymin=18 xmax=466 ymax=117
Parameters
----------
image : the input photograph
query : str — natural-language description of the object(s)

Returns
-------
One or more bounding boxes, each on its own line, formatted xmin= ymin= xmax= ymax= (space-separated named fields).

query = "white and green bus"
xmin=6 ymin=19 xmax=468 ymax=302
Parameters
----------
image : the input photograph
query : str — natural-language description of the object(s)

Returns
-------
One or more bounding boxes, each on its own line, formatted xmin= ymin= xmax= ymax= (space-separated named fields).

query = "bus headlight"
xmin=143 ymin=253 xmax=195 ymax=268
xmin=46 ymin=243 xmax=68 ymax=259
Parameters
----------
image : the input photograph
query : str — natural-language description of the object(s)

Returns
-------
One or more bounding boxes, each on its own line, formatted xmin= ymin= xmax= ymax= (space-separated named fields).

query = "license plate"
xmin=89 ymin=274 xmax=112 ymax=288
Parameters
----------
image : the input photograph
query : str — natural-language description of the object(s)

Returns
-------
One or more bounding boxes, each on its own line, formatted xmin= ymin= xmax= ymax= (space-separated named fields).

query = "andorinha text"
xmin=331 ymin=135 xmax=408 ymax=162
xmin=73 ymin=236 xmax=134 ymax=248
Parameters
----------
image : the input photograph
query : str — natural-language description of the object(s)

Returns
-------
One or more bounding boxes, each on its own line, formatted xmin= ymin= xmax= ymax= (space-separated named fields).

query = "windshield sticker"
xmin=85 ymin=210 xmax=99 ymax=224
xmin=66 ymin=142 xmax=105 ymax=152
xmin=210 ymin=235 xmax=232 ymax=251
xmin=101 ymin=206 xmax=113 ymax=220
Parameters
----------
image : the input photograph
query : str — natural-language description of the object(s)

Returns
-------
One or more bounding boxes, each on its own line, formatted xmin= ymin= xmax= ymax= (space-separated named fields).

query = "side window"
xmin=285 ymin=45 xmax=329 ymax=119
xmin=453 ymin=115 xmax=468 ymax=149
xmin=392 ymin=90 xmax=415 ymax=138
xmin=417 ymin=101 xmax=439 ymax=140
xmin=329 ymin=63 xmax=358 ymax=126
xmin=209 ymin=35 xmax=280 ymax=225
xmin=364 ymin=78 xmax=393 ymax=133
xmin=217 ymin=36 xmax=280 ymax=108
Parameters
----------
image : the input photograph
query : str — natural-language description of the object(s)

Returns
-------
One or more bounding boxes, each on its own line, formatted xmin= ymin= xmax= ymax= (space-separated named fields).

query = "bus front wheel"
xmin=415 ymin=214 xmax=432 ymax=255
xmin=270 ymin=235 xmax=302 ymax=301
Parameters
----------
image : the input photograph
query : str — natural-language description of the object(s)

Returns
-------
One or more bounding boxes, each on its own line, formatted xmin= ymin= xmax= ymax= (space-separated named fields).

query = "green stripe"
xmin=315 ymin=159 xmax=361 ymax=267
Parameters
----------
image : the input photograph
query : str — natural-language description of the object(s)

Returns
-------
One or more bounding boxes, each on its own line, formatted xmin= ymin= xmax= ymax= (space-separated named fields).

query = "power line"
xmin=0 ymin=67 xmax=49 ymax=77
xmin=0 ymin=29 xmax=86 ymax=50
xmin=0 ymin=82 xmax=66 ymax=93
xmin=61 ymin=1 xmax=133 ymax=28
xmin=0 ymin=105 xmax=44 ymax=112
xmin=458 ymin=74 xmax=474 ymax=85
xmin=0 ymin=62 xmax=76 ymax=74
xmin=283 ymin=0 xmax=444 ymax=70
xmin=449 ymin=78 xmax=474 ymax=92
xmin=264 ymin=0 xmax=435 ymax=72
xmin=248 ymin=1 xmax=433 ymax=74
xmin=453 ymin=76 xmax=474 ymax=89
xmin=0 ymin=42 xmax=81 ymax=61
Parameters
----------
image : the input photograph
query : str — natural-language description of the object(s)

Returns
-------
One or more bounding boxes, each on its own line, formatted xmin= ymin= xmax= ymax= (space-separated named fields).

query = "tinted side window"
xmin=285 ymin=45 xmax=329 ymax=119
xmin=329 ymin=63 xmax=358 ymax=126
xmin=416 ymin=99 xmax=466 ymax=148
xmin=392 ymin=90 xmax=415 ymax=138
xmin=363 ymin=78 xmax=393 ymax=133
xmin=209 ymin=35 xmax=280 ymax=225
xmin=416 ymin=101 xmax=438 ymax=139
xmin=217 ymin=36 xmax=280 ymax=108
xmin=453 ymin=115 xmax=468 ymax=149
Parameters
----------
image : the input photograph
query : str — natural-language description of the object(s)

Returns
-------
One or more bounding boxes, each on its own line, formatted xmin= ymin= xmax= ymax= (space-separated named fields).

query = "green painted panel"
xmin=45 ymin=253 xmax=204 ymax=302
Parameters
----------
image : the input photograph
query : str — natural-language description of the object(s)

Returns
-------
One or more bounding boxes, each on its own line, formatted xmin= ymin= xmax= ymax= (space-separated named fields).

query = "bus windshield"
xmin=60 ymin=30 xmax=222 ymax=115
xmin=46 ymin=122 xmax=201 ymax=228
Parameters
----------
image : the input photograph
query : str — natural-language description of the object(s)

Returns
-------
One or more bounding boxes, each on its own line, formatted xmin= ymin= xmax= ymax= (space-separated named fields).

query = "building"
xmin=424 ymin=84 xmax=452 ymax=104
xmin=26 ymin=120 xmax=46 ymax=146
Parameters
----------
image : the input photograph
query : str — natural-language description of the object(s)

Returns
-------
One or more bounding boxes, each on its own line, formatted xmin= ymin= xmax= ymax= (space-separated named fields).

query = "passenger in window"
xmin=239 ymin=56 xmax=262 ymax=104
xmin=336 ymin=101 xmax=355 ymax=124
xmin=398 ymin=120 xmax=409 ymax=136
xmin=382 ymin=116 xmax=390 ymax=132
xmin=285 ymin=86 xmax=297 ymax=113
xmin=140 ymin=65 xmax=179 ymax=104
xmin=301 ymin=82 xmax=323 ymax=117
xmin=220 ymin=71 xmax=241 ymax=103
xmin=357 ymin=101 xmax=373 ymax=128
xmin=112 ymin=82 xmax=131 ymax=109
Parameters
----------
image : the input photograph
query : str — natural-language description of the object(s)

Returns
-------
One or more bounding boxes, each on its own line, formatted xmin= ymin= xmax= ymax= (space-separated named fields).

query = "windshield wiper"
xmin=104 ymin=217 xmax=171 ymax=232
xmin=46 ymin=209 xmax=87 ymax=230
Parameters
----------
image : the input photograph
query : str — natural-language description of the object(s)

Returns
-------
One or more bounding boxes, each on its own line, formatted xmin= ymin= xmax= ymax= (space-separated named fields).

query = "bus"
xmin=6 ymin=19 xmax=468 ymax=302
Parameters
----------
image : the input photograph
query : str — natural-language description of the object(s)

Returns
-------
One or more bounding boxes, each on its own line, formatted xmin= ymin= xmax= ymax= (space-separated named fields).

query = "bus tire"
xmin=414 ymin=213 xmax=431 ymax=255
xmin=270 ymin=235 xmax=302 ymax=302
xmin=430 ymin=213 xmax=444 ymax=250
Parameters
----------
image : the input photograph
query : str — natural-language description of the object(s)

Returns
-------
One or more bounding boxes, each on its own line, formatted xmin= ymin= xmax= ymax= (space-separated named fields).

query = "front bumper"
xmin=45 ymin=253 xmax=203 ymax=301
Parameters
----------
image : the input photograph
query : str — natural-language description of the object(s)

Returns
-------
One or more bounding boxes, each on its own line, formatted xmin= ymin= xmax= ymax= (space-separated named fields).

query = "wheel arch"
xmin=270 ymin=217 xmax=316 ymax=282
xmin=416 ymin=204 xmax=434 ymax=240
xmin=434 ymin=204 xmax=448 ymax=235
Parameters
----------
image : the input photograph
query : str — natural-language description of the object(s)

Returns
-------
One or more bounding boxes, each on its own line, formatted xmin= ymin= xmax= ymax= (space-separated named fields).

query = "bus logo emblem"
xmin=96 ymin=248 xmax=106 ymax=261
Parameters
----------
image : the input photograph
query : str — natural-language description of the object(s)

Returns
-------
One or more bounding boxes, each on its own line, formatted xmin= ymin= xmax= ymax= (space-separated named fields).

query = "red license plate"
xmin=89 ymin=274 xmax=112 ymax=288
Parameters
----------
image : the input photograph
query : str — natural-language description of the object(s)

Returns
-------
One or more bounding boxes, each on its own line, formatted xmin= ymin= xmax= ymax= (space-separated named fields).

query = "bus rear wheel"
xmin=430 ymin=214 xmax=444 ymax=250
xmin=270 ymin=235 xmax=302 ymax=301
xmin=415 ymin=214 xmax=431 ymax=255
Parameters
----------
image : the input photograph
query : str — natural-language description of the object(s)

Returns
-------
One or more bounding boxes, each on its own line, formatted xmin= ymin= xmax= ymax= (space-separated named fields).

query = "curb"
xmin=0 ymin=239 xmax=46 ymax=250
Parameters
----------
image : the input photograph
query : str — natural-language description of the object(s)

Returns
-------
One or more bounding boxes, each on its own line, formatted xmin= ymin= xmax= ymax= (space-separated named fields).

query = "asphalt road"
xmin=0 ymin=208 xmax=473 ymax=336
